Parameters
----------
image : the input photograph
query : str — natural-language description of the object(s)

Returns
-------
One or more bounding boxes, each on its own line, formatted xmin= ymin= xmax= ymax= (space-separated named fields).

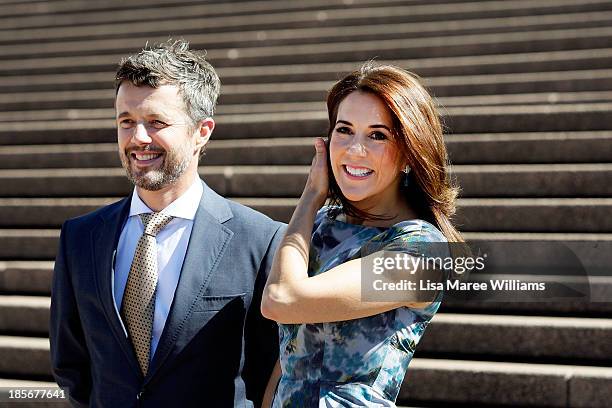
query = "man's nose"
xmin=132 ymin=123 xmax=153 ymax=144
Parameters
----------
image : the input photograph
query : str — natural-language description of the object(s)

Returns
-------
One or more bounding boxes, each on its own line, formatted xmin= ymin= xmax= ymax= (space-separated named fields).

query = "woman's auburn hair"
xmin=326 ymin=63 xmax=465 ymax=243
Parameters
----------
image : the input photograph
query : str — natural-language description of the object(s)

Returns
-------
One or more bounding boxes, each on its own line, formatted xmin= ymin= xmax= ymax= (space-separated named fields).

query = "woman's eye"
xmin=371 ymin=131 xmax=388 ymax=141
xmin=335 ymin=126 xmax=351 ymax=134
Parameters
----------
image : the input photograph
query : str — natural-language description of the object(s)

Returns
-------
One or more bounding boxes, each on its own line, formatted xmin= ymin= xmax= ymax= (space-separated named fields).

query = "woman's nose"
xmin=347 ymin=140 xmax=367 ymax=157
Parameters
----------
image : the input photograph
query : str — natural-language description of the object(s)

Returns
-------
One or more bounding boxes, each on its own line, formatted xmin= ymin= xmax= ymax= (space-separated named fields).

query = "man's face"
xmin=115 ymin=83 xmax=205 ymax=191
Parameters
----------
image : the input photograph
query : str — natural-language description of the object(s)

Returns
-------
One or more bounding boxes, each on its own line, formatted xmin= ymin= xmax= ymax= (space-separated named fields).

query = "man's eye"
xmin=119 ymin=119 xmax=134 ymax=129
xmin=150 ymin=120 xmax=169 ymax=129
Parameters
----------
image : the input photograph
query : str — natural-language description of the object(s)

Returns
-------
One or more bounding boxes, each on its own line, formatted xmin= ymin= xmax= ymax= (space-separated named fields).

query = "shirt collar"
xmin=129 ymin=177 xmax=203 ymax=221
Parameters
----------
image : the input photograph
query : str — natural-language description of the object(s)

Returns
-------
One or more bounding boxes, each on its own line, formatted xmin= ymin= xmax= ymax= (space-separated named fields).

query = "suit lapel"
xmin=91 ymin=196 xmax=142 ymax=376
xmin=146 ymin=181 xmax=234 ymax=382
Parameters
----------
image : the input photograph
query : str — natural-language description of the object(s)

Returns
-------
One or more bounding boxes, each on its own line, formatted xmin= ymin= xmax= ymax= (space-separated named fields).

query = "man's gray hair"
xmin=115 ymin=39 xmax=221 ymax=124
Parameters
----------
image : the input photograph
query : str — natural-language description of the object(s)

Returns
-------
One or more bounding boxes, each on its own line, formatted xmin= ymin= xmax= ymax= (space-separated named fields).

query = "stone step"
xmin=2 ymin=26 xmax=612 ymax=75
xmin=2 ymin=0 xmax=610 ymax=47
xmin=5 ymin=71 xmax=612 ymax=110
xmin=2 ymin=48 xmax=611 ymax=93
xmin=0 ymin=335 xmax=50 ymax=377
xmin=0 ymin=261 xmax=53 ymax=294
xmin=439 ymin=275 xmax=612 ymax=316
xmin=0 ymin=164 xmax=610 ymax=198
xmin=0 ymin=379 xmax=63 ymax=394
xmin=422 ymin=313 xmax=612 ymax=362
xmin=1 ymin=105 xmax=611 ymax=145
xmin=0 ymin=197 xmax=611 ymax=233
xmin=0 ymin=0 xmax=48 ymax=3
xmin=0 ymin=230 xmax=58 ymax=260
xmin=0 ymin=0 xmax=47 ymax=4
xmin=0 ymin=133 xmax=609 ymax=170
xmin=2 ymin=296 xmax=610 ymax=363
xmin=0 ymin=0 xmax=471 ymax=21
xmin=456 ymin=198 xmax=612 ymax=232
xmin=221 ymin=70 xmax=612 ymax=102
xmin=442 ymin=132 xmax=612 ymax=164
xmin=0 ymin=296 xmax=49 ymax=334
xmin=5 ymin=91 xmax=612 ymax=124
xmin=0 ymin=0 xmax=600 ymax=32
xmin=1 ymin=9 xmax=611 ymax=59
xmin=458 ymin=234 xmax=612 ymax=290
xmin=399 ymin=358 xmax=612 ymax=407
xmin=0 ymin=0 xmax=425 ymax=28
xmin=190 ymin=48 xmax=612 ymax=85
xmin=441 ymin=272 xmax=612 ymax=315
xmin=0 ymin=0 xmax=247 ymax=18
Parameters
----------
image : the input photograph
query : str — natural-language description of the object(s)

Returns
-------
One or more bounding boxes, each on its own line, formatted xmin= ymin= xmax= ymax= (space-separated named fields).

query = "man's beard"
xmin=119 ymin=143 xmax=194 ymax=191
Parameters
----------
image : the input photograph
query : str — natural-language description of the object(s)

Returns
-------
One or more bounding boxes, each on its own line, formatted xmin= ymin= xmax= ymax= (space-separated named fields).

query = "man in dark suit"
xmin=49 ymin=39 xmax=284 ymax=407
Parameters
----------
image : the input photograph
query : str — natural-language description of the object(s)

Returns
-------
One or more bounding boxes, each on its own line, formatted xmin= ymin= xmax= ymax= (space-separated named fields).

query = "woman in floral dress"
xmin=261 ymin=64 xmax=465 ymax=407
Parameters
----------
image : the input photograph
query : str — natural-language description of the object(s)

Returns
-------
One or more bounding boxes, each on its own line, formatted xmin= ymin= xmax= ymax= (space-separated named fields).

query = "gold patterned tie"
xmin=121 ymin=212 xmax=174 ymax=376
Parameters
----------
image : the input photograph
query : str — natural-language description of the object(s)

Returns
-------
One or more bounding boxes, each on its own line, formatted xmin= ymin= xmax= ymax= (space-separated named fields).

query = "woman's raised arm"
xmin=261 ymin=139 xmax=433 ymax=324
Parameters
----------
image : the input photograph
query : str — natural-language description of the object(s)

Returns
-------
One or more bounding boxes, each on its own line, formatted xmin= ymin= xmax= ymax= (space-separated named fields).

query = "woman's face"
xmin=329 ymin=91 xmax=406 ymax=214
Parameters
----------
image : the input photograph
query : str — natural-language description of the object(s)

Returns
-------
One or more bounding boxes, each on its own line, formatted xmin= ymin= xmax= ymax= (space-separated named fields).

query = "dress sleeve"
xmin=360 ymin=221 xmax=442 ymax=256
xmin=364 ymin=221 xmax=451 ymax=316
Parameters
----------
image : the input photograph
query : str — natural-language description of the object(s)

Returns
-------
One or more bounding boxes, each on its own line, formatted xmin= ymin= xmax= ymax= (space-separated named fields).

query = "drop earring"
xmin=402 ymin=165 xmax=411 ymax=187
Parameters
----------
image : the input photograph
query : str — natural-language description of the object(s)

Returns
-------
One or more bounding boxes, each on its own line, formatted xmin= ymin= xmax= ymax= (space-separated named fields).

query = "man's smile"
xmin=130 ymin=151 xmax=164 ymax=166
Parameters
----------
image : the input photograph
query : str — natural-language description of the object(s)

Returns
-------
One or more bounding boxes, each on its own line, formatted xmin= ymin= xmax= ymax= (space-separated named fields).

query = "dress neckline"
xmin=325 ymin=206 xmax=439 ymax=234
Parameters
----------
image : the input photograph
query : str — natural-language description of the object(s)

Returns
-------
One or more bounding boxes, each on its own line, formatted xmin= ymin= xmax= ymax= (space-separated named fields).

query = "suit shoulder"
xmin=225 ymin=199 xmax=285 ymax=236
xmin=63 ymin=198 xmax=128 ymax=229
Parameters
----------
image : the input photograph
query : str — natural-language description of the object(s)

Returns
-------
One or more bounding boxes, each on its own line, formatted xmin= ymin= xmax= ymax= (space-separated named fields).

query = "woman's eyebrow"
xmin=370 ymin=124 xmax=392 ymax=132
xmin=336 ymin=119 xmax=391 ymax=132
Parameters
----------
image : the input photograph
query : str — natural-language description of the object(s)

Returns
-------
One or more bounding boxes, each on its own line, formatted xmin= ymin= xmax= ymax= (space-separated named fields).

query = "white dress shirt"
xmin=113 ymin=177 xmax=203 ymax=358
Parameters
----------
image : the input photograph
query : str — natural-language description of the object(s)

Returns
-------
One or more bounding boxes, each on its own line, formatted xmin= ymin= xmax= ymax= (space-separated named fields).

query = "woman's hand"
xmin=301 ymin=137 xmax=329 ymax=209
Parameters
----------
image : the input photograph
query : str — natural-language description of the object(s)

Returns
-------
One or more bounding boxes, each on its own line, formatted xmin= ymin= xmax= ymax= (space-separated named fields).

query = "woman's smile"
xmin=343 ymin=164 xmax=374 ymax=179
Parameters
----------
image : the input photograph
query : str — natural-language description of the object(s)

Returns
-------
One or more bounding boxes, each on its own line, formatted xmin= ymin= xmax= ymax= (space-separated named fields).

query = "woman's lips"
xmin=343 ymin=164 xmax=374 ymax=180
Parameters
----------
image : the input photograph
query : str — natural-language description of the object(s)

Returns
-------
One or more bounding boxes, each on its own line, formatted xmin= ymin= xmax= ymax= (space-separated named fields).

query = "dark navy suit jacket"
xmin=49 ymin=180 xmax=285 ymax=407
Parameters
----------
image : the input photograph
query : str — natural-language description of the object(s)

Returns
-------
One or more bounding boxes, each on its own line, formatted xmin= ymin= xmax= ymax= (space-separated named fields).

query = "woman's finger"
xmin=313 ymin=138 xmax=326 ymax=166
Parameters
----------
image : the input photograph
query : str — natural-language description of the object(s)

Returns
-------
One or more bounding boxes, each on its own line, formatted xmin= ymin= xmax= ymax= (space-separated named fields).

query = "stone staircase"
xmin=0 ymin=0 xmax=611 ymax=407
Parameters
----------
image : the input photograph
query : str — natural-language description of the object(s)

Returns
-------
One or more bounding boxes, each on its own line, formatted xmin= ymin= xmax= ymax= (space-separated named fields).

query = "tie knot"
xmin=139 ymin=212 xmax=174 ymax=237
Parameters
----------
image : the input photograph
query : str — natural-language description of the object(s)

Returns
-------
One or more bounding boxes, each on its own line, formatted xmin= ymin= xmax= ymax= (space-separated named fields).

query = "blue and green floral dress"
xmin=272 ymin=206 xmax=449 ymax=407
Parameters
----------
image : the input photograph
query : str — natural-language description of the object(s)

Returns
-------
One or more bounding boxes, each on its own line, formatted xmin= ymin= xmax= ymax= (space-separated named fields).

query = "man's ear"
xmin=195 ymin=118 xmax=215 ymax=151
